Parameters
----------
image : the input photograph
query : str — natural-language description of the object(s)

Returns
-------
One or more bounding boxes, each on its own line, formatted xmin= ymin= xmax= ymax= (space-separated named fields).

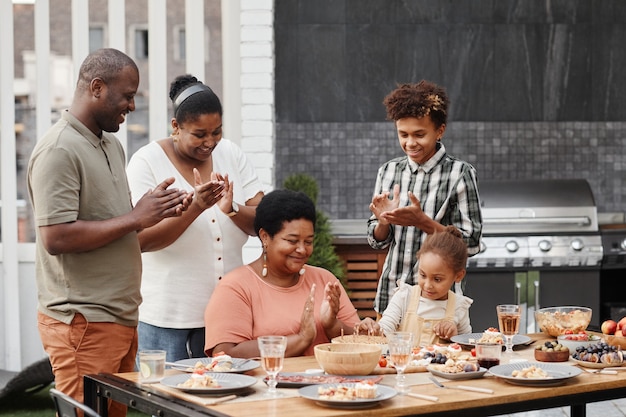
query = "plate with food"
xmin=298 ymin=383 xmax=396 ymax=409
xmin=427 ymin=363 xmax=487 ymax=380
xmin=488 ymin=362 xmax=581 ymax=387
xmin=570 ymin=341 xmax=624 ymax=368
xmin=450 ymin=333 xmax=532 ymax=349
xmin=268 ymin=373 xmax=384 ymax=388
xmin=571 ymin=357 xmax=625 ymax=369
xmin=171 ymin=355 xmax=260 ymax=373
xmin=160 ymin=372 xmax=257 ymax=394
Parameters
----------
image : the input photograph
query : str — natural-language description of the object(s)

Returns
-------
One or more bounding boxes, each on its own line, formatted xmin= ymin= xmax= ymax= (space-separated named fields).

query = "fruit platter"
xmin=570 ymin=341 xmax=624 ymax=368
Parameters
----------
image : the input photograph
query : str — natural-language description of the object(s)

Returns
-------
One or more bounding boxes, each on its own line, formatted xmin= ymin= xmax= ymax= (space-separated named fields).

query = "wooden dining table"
xmin=84 ymin=333 xmax=626 ymax=417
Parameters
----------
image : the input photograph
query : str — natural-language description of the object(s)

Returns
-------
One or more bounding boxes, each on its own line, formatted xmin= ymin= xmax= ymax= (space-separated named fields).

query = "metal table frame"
xmin=84 ymin=372 xmax=626 ymax=417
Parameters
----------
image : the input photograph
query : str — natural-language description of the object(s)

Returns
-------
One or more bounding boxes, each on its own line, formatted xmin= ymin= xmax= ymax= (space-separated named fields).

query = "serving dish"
xmin=427 ymin=365 xmax=487 ymax=380
xmin=160 ymin=373 xmax=257 ymax=394
xmin=570 ymin=358 xmax=625 ymax=369
xmin=170 ymin=357 xmax=259 ymax=373
xmin=314 ymin=343 xmax=381 ymax=375
xmin=556 ymin=334 xmax=602 ymax=351
xmin=488 ymin=362 xmax=581 ymax=387
xmin=450 ymin=333 xmax=532 ymax=349
xmin=298 ymin=383 xmax=396 ymax=409
xmin=534 ymin=306 xmax=592 ymax=337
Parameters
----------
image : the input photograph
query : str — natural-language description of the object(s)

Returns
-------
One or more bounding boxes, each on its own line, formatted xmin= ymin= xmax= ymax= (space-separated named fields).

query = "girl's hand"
xmin=355 ymin=318 xmax=381 ymax=335
xmin=434 ymin=320 xmax=458 ymax=340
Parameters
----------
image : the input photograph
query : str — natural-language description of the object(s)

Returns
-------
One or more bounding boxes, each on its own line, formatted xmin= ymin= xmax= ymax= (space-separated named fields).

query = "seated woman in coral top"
xmin=204 ymin=189 xmax=361 ymax=358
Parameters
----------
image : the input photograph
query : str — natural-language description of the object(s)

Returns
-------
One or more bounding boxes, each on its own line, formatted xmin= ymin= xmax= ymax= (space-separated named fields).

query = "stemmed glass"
xmin=388 ymin=332 xmax=414 ymax=395
xmin=257 ymin=335 xmax=287 ymax=397
xmin=496 ymin=304 xmax=521 ymax=355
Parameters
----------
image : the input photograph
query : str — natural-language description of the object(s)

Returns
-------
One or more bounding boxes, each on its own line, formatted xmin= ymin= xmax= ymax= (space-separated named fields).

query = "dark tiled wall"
xmin=274 ymin=0 xmax=626 ymax=219
xmin=276 ymin=122 xmax=626 ymax=219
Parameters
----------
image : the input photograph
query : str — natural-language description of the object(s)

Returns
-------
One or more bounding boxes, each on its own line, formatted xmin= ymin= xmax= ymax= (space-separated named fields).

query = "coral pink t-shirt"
xmin=204 ymin=265 xmax=360 ymax=356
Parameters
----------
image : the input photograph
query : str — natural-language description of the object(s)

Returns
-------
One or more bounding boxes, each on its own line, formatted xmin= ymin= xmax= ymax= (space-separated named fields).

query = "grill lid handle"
xmin=483 ymin=216 xmax=591 ymax=226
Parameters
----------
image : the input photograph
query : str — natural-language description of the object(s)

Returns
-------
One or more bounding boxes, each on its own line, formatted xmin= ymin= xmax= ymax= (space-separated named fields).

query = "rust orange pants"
xmin=38 ymin=312 xmax=137 ymax=417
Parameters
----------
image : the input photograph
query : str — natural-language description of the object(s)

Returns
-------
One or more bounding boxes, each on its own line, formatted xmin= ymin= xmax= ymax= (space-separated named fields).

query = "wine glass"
xmin=257 ymin=335 xmax=287 ymax=397
xmin=388 ymin=332 xmax=414 ymax=394
xmin=496 ymin=304 xmax=521 ymax=355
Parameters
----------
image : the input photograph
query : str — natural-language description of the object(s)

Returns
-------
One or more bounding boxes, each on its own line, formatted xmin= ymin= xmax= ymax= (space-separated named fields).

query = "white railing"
xmin=0 ymin=0 xmax=272 ymax=371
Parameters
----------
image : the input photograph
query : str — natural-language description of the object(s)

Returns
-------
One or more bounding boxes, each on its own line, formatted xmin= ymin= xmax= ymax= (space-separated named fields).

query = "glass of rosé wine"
xmin=496 ymin=304 xmax=521 ymax=356
xmin=257 ymin=335 xmax=287 ymax=397
xmin=388 ymin=332 xmax=414 ymax=394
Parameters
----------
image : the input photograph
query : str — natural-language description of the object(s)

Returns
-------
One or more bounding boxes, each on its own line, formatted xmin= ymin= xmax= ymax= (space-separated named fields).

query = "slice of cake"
xmin=354 ymin=381 xmax=377 ymax=399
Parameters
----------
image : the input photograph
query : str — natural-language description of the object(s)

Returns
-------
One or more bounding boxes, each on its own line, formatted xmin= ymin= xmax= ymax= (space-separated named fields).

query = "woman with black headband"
xmin=126 ymin=74 xmax=265 ymax=361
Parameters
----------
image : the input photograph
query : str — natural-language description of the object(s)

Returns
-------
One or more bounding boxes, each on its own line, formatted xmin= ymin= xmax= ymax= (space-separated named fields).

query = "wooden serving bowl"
xmin=605 ymin=335 xmax=626 ymax=350
xmin=314 ymin=343 xmax=382 ymax=375
xmin=534 ymin=348 xmax=570 ymax=362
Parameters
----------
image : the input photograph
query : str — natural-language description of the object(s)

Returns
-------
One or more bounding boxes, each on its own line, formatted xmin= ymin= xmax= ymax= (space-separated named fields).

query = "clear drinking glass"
xmin=496 ymin=304 xmax=521 ymax=355
xmin=257 ymin=335 xmax=287 ymax=397
xmin=388 ymin=331 xmax=414 ymax=394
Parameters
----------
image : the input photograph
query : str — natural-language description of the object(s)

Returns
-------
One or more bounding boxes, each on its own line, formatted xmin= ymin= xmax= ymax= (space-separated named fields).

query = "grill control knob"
xmin=571 ymin=238 xmax=584 ymax=251
xmin=479 ymin=241 xmax=487 ymax=254
xmin=505 ymin=240 xmax=519 ymax=253
xmin=538 ymin=240 xmax=552 ymax=252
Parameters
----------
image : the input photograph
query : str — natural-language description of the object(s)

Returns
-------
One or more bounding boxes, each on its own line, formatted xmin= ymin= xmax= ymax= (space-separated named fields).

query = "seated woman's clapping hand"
xmin=299 ymin=285 xmax=317 ymax=344
xmin=320 ymin=281 xmax=342 ymax=330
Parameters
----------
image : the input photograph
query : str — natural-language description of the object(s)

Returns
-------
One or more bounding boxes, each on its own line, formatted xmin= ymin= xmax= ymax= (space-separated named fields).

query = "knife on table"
xmin=428 ymin=376 xmax=494 ymax=394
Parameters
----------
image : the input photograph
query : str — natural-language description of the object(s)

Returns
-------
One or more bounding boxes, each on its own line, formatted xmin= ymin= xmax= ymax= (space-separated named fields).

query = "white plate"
xmin=570 ymin=358 xmax=624 ymax=369
xmin=427 ymin=365 xmax=487 ymax=380
xmin=450 ymin=333 xmax=532 ymax=349
xmin=160 ymin=373 xmax=257 ymax=394
xmin=298 ymin=383 xmax=396 ymax=409
xmin=488 ymin=362 xmax=581 ymax=387
xmin=171 ymin=357 xmax=260 ymax=373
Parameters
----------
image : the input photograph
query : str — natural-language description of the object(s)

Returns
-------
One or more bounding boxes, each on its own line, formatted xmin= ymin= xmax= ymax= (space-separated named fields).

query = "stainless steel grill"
xmin=464 ymin=179 xmax=603 ymax=333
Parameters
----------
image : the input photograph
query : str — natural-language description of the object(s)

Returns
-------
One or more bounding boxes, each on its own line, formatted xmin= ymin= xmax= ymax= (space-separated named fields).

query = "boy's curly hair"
xmin=383 ymin=80 xmax=449 ymax=128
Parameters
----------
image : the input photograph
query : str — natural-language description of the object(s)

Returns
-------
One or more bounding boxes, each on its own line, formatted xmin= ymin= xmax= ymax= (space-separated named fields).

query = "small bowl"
xmin=534 ymin=306 xmax=592 ymax=337
xmin=534 ymin=349 xmax=570 ymax=362
xmin=314 ymin=343 xmax=382 ymax=376
xmin=557 ymin=334 xmax=602 ymax=351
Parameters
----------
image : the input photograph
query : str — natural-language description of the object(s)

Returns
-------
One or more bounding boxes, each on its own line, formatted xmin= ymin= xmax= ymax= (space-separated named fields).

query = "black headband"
xmin=173 ymin=83 xmax=211 ymax=115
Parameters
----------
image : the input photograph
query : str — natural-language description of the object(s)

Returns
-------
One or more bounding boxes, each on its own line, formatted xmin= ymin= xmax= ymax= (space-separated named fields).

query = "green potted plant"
xmin=283 ymin=173 xmax=347 ymax=289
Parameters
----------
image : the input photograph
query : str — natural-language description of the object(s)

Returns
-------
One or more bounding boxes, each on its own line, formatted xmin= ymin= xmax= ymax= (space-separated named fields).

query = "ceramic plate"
xmin=170 ymin=357 xmax=260 ymax=373
xmin=160 ymin=372 xmax=257 ymax=394
xmin=298 ymin=383 xmax=396 ymax=409
xmin=268 ymin=373 xmax=384 ymax=388
xmin=570 ymin=358 xmax=625 ymax=369
xmin=488 ymin=362 xmax=581 ymax=387
xmin=450 ymin=333 xmax=532 ymax=349
xmin=427 ymin=365 xmax=488 ymax=380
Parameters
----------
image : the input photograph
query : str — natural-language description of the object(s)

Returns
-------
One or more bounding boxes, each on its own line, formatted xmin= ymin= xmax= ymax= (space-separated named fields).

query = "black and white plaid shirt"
xmin=367 ymin=142 xmax=483 ymax=313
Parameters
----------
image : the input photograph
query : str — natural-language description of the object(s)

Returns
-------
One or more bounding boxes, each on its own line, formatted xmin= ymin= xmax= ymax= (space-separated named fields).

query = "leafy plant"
xmin=283 ymin=173 xmax=347 ymax=289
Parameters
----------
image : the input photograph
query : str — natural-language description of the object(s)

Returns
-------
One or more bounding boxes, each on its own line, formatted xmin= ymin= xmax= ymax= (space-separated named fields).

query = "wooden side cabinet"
xmin=334 ymin=243 xmax=387 ymax=320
